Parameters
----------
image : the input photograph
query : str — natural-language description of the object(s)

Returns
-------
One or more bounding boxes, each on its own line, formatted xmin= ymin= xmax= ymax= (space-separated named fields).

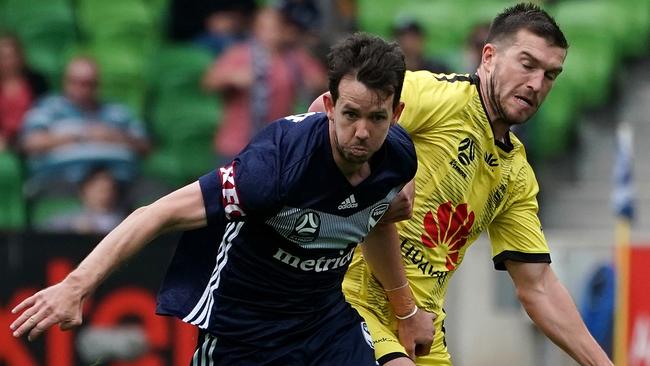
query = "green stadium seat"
xmin=611 ymin=0 xmax=650 ymax=57
xmin=81 ymin=43 xmax=149 ymax=116
xmin=0 ymin=151 xmax=26 ymax=230
xmin=2 ymin=0 xmax=76 ymax=84
xmin=357 ymin=0 xmax=402 ymax=38
xmin=30 ymin=197 xmax=82 ymax=230
xmin=77 ymin=0 xmax=159 ymax=51
xmin=142 ymin=44 xmax=221 ymax=186
xmin=552 ymin=1 xmax=628 ymax=60
xmin=147 ymin=45 xmax=214 ymax=95
xmin=529 ymin=79 xmax=579 ymax=159
xmin=560 ymin=39 xmax=616 ymax=108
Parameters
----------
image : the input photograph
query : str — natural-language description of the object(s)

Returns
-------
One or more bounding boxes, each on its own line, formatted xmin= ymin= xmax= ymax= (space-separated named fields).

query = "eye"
xmin=522 ymin=63 xmax=534 ymax=70
xmin=544 ymin=72 xmax=558 ymax=81
xmin=343 ymin=111 xmax=357 ymax=119
xmin=372 ymin=114 xmax=387 ymax=123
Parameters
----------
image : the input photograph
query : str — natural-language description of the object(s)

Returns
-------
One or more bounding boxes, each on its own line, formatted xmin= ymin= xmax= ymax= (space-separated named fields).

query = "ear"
xmin=481 ymin=43 xmax=496 ymax=72
xmin=323 ymin=93 xmax=335 ymax=122
xmin=391 ymin=101 xmax=405 ymax=126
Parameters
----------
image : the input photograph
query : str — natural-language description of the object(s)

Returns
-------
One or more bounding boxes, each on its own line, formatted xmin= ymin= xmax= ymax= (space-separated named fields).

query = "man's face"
xmin=64 ymin=60 xmax=99 ymax=107
xmin=0 ymin=38 xmax=22 ymax=74
xmin=325 ymin=75 xmax=404 ymax=165
xmin=484 ymin=29 xmax=566 ymax=125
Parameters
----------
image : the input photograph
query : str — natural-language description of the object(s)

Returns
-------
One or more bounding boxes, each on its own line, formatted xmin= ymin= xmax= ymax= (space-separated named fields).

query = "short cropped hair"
xmin=327 ymin=33 xmax=406 ymax=109
xmin=487 ymin=2 xmax=568 ymax=49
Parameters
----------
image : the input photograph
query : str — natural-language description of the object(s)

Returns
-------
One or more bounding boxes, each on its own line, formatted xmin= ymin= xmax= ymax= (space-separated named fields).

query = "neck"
xmin=476 ymin=68 xmax=509 ymax=142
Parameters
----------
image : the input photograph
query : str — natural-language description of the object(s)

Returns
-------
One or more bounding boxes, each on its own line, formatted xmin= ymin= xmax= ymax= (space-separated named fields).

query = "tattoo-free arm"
xmin=10 ymin=182 xmax=207 ymax=340
xmin=506 ymin=261 xmax=613 ymax=366
xmin=362 ymin=222 xmax=435 ymax=359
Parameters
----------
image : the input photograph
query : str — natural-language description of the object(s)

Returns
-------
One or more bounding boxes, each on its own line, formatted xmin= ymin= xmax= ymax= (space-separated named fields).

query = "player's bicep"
xmin=150 ymin=181 xmax=208 ymax=232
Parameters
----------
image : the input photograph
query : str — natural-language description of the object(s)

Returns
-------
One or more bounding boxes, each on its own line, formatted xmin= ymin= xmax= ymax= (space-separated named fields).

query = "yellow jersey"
xmin=343 ymin=71 xmax=551 ymax=364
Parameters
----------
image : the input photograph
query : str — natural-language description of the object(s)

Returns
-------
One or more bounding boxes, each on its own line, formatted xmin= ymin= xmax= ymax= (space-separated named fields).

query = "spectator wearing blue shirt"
xmin=20 ymin=57 xmax=150 ymax=188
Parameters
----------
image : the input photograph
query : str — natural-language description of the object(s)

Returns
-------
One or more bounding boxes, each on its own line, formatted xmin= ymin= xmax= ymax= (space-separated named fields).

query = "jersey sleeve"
xmin=198 ymin=122 xmax=284 ymax=224
xmin=398 ymin=71 xmax=473 ymax=136
xmin=488 ymin=162 xmax=551 ymax=270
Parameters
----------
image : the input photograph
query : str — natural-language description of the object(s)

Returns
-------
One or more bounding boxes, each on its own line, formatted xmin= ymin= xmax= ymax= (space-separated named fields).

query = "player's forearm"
xmin=362 ymin=222 xmax=408 ymax=290
xmin=63 ymin=205 xmax=169 ymax=297
xmin=63 ymin=182 xmax=208 ymax=299
xmin=362 ymin=223 xmax=416 ymax=318
xmin=518 ymin=279 xmax=612 ymax=366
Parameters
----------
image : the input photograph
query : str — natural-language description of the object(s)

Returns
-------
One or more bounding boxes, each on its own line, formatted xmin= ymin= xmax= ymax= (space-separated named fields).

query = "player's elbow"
xmin=308 ymin=93 xmax=328 ymax=113
xmin=515 ymin=283 xmax=546 ymax=311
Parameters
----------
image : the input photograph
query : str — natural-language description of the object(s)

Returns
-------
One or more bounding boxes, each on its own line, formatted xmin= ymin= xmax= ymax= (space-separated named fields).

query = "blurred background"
xmin=0 ymin=0 xmax=649 ymax=365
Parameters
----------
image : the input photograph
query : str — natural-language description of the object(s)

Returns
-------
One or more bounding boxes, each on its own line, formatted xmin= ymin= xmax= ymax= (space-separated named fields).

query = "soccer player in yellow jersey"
xmin=312 ymin=3 xmax=613 ymax=366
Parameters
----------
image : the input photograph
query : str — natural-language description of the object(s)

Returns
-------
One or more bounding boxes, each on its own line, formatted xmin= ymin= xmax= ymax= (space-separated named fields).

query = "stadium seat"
xmin=357 ymin=0 xmax=403 ymax=38
xmin=147 ymin=94 xmax=220 ymax=184
xmin=552 ymin=1 xmax=628 ymax=60
xmin=2 ymin=0 xmax=76 ymax=84
xmin=147 ymin=44 xmax=214 ymax=96
xmin=0 ymin=151 xmax=26 ymax=230
xmin=30 ymin=197 xmax=82 ymax=230
xmin=559 ymin=39 xmax=617 ymax=108
xmin=529 ymin=79 xmax=579 ymax=159
xmin=144 ymin=44 xmax=220 ymax=186
xmin=77 ymin=0 xmax=159 ymax=52
xmin=84 ymin=43 xmax=149 ymax=116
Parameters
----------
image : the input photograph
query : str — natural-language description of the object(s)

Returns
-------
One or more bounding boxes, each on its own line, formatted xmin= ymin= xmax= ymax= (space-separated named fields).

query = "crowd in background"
xmin=0 ymin=0 xmax=510 ymax=235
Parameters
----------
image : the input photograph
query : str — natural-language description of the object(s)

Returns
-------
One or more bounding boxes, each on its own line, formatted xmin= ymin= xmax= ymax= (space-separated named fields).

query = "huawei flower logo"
xmin=421 ymin=202 xmax=475 ymax=270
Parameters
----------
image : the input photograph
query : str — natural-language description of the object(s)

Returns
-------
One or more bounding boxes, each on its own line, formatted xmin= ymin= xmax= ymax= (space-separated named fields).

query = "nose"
xmin=527 ymin=71 xmax=544 ymax=93
xmin=355 ymin=119 xmax=370 ymax=140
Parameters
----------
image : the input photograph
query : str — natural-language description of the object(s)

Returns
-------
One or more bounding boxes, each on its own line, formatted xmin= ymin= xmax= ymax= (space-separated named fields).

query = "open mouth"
xmin=515 ymin=95 xmax=534 ymax=108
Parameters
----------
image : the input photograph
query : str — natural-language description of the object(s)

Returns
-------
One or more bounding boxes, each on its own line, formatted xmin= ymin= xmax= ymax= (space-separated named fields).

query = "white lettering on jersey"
xmin=285 ymin=112 xmax=317 ymax=123
xmin=220 ymin=164 xmax=245 ymax=219
xmin=272 ymin=247 xmax=355 ymax=272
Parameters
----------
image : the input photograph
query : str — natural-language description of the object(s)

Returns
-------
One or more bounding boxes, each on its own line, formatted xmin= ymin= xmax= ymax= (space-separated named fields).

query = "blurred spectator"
xmin=463 ymin=23 xmax=491 ymax=72
xmin=20 ymin=57 xmax=150 ymax=191
xmin=44 ymin=167 xmax=126 ymax=234
xmin=279 ymin=0 xmax=322 ymax=41
xmin=202 ymin=6 xmax=326 ymax=161
xmin=393 ymin=18 xmax=450 ymax=73
xmin=0 ymin=33 xmax=48 ymax=150
xmin=193 ymin=2 xmax=257 ymax=55
xmin=168 ymin=0 xmax=257 ymax=42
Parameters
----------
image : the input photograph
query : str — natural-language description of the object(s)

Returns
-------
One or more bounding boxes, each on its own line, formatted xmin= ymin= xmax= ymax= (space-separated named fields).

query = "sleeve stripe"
xmin=492 ymin=251 xmax=551 ymax=271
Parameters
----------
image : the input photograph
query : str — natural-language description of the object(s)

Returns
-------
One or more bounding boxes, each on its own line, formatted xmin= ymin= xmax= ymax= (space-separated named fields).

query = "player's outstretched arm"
xmin=506 ymin=261 xmax=613 ymax=366
xmin=362 ymin=222 xmax=435 ymax=361
xmin=10 ymin=181 xmax=208 ymax=341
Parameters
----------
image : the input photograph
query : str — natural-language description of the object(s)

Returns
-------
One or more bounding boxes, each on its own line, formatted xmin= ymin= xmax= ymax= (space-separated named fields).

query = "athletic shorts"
xmin=351 ymin=301 xmax=453 ymax=366
xmin=190 ymin=319 xmax=378 ymax=366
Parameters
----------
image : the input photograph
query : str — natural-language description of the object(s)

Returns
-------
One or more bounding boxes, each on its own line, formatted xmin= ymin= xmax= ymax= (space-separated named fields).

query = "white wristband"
xmin=395 ymin=305 xmax=418 ymax=320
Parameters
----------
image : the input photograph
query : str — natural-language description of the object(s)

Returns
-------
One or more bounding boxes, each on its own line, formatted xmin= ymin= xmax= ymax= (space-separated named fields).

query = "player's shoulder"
xmin=404 ymin=70 xmax=477 ymax=102
xmin=261 ymin=112 xmax=329 ymax=167
xmin=384 ymin=124 xmax=417 ymax=176
xmin=400 ymin=71 xmax=479 ymax=132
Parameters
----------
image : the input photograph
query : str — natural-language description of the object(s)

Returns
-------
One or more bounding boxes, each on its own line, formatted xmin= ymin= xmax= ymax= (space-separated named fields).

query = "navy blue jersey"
xmin=156 ymin=112 xmax=416 ymax=347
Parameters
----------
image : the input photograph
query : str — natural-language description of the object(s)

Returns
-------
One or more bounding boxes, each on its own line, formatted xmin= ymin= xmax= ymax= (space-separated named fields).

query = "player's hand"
xmin=397 ymin=308 xmax=436 ymax=359
xmin=381 ymin=180 xmax=415 ymax=223
xmin=9 ymin=281 xmax=85 ymax=341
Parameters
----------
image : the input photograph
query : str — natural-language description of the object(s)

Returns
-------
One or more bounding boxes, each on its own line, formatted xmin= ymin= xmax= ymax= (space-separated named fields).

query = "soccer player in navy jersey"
xmin=10 ymin=33 xmax=434 ymax=365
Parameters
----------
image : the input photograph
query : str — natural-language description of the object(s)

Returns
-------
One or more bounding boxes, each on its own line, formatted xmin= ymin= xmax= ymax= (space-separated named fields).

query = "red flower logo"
xmin=421 ymin=202 xmax=475 ymax=270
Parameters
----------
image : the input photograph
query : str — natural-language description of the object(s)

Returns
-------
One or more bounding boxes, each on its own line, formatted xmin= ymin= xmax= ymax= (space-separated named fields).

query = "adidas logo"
xmin=338 ymin=194 xmax=359 ymax=210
